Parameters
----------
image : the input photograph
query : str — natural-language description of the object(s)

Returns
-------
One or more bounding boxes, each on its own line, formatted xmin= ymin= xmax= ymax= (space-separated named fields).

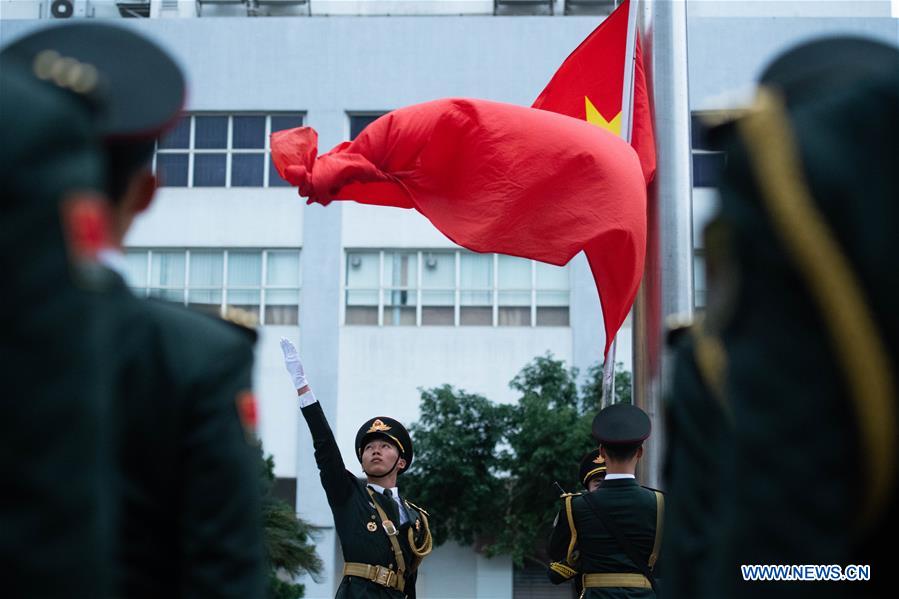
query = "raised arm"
xmin=280 ymin=338 xmax=354 ymax=505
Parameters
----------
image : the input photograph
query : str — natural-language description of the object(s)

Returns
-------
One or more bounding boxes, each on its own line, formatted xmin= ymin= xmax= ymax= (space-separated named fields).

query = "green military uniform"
xmin=301 ymin=405 xmax=432 ymax=598
xmin=107 ymin=286 xmax=265 ymax=598
xmin=659 ymin=318 xmax=729 ymax=599
xmin=1 ymin=24 xmax=266 ymax=598
xmin=0 ymin=56 xmax=113 ymax=598
xmin=547 ymin=405 xmax=663 ymax=598
xmin=702 ymin=37 xmax=899 ymax=599
xmin=548 ymin=448 xmax=607 ymax=586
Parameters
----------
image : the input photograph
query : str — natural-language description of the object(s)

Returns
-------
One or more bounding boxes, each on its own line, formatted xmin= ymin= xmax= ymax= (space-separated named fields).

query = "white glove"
xmin=280 ymin=337 xmax=308 ymax=390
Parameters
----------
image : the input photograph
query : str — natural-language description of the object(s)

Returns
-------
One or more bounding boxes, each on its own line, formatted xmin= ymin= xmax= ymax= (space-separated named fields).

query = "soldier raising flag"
xmin=281 ymin=338 xmax=432 ymax=598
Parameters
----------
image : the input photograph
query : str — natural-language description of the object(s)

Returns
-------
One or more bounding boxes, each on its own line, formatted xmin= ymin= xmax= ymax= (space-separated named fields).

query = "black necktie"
xmin=381 ymin=489 xmax=400 ymax=522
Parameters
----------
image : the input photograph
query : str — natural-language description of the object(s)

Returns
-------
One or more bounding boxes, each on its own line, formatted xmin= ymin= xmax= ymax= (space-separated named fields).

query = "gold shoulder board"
xmin=404 ymin=499 xmax=429 ymax=517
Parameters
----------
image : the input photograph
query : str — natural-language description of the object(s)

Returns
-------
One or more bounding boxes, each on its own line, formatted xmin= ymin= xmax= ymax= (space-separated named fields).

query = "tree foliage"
xmin=401 ymin=385 xmax=512 ymax=550
xmin=258 ymin=448 xmax=323 ymax=599
xmin=403 ymin=355 xmax=631 ymax=568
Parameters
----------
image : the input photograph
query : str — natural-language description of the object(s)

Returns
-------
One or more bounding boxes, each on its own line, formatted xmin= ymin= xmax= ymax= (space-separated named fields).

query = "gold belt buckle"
xmin=372 ymin=565 xmax=395 ymax=587
xmin=381 ymin=520 xmax=398 ymax=536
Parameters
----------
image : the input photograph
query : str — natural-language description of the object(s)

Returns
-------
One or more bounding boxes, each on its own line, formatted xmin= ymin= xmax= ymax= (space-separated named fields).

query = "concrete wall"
xmin=688 ymin=15 xmax=899 ymax=109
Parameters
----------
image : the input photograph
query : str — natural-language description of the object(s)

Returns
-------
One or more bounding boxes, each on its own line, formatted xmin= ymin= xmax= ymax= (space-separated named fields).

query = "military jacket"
xmin=106 ymin=276 xmax=265 ymax=598
xmin=302 ymin=402 xmax=431 ymax=599
xmin=661 ymin=331 xmax=729 ymax=599
xmin=1 ymin=68 xmax=113 ymax=598
xmin=548 ymin=479 xmax=662 ymax=598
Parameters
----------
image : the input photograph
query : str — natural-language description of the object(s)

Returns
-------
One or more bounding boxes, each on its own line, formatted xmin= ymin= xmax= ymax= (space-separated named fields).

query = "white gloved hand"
xmin=280 ymin=337 xmax=308 ymax=390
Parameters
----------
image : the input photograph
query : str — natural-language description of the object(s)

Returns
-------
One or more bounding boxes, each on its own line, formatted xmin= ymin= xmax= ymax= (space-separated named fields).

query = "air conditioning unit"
xmin=47 ymin=0 xmax=88 ymax=19
xmin=49 ymin=0 xmax=73 ymax=17
xmin=116 ymin=0 xmax=151 ymax=18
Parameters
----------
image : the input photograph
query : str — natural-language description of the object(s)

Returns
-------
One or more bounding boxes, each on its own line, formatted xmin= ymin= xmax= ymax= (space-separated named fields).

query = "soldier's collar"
xmin=367 ymin=483 xmax=399 ymax=497
xmin=603 ymin=473 xmax=636 ymax=480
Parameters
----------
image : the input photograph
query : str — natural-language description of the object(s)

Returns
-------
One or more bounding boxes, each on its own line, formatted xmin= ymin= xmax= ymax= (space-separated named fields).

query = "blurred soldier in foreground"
xmin=281 ymin=338 xmax=433 ymax=598
xmin=0 ymin=47 xmax=113 ymax=598
xmin=659 ymin=313 xmax=729 ymax=599
xmin=697 ymin=37 xmax=899 ymax=598
xmin=547 ymin=448 xmax=608 ymax=587
xmin=548 ymin=404 xmax=663 ymax=597
xmin=2 ymin=24 xmax=265 ymax=598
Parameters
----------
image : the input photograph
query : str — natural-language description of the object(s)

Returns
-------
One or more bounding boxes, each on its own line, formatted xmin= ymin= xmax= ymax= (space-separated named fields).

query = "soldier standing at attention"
xmin=659 ymin=315 xmax=729 ymax=599
xmin=548 ymin=404 xmax=663 ymax=598
xmin=1 ymin=23 xmax=266 ymax=598
xmin=700 ymin=37 xmax=899 ymax=599
xmin=0 ymin=47 xmax=112 ymax=598
xmin=547 ymin=449 xmax=608 ymax=587
xmin=281 ymin=338 xmax=432 ymax=599
xmin=579 ymin=449 xmax=609 ymax=494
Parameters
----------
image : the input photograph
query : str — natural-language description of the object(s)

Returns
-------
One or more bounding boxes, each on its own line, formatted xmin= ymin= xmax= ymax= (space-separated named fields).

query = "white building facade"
xmin=2 ymin=1 xmax=896 ymax=597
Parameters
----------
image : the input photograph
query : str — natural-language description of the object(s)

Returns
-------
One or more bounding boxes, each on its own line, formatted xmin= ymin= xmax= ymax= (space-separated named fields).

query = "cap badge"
xmin=33 ymin=49 xmax=99 ymax=95
xmin=368 ymin=419 xmax=392 ymax=433
xmin=593 ymin=456 xmax=605 ymax=464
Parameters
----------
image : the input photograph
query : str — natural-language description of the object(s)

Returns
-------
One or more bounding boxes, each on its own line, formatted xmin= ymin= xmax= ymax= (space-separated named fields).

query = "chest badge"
xmin=366 ymin=521 xmax=378 ymax=532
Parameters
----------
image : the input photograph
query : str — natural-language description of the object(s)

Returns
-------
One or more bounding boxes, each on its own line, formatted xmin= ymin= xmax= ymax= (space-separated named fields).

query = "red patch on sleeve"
xmin=236 ymin=390 xmax=258 ymax=438
xmin=60 ymin=193 xmax=111 ymax=262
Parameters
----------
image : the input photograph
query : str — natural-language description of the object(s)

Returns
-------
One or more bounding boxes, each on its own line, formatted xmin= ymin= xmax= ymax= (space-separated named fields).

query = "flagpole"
xmin=632 ymin=0 xmax=694 ymax=490
xmin=619 ymin=0 xmax=639 ymax=144
xmin=601 ymin=338 xmax=617 ymax=407
xmin=600 ymin=0 xmax=641 ymax=410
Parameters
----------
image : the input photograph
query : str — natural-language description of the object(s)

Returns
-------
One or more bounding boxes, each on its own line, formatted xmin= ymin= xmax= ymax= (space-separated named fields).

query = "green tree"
xmin=258 ymin=448 xmax=323 ymax=599
xmin=403 ymin=385 xmax=512 ymax=550
xmin=403 ymin=355 xmax=631 ymax=568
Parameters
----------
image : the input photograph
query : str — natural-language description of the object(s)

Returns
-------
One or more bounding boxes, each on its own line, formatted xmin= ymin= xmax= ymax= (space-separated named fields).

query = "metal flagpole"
xmin=600 ymin=0 xmax=641 ymax=409
xmin=632 ymin=0 xmax=694 ymax=489
xmin=601 ymin=338 xmax=617 ymax=407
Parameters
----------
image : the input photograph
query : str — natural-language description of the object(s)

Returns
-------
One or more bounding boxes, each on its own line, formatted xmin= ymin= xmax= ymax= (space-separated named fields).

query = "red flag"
xmin=272 ymin=99 xmax=646 ymax=355
xmin=531 ymin=0 xmax=655 ymax=354
xmin=533 ymin=0 xmax=656 ymax=183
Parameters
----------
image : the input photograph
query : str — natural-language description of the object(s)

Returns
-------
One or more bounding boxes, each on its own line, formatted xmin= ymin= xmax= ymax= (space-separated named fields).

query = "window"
xmin=345 ymin=252 xmax=380 ymax=325
xmin=421 ymin=252 xmax=455 ymax=326
xmin=694 ymin=250 xmax=706 ymax=309
xmin=154 ymin=113 xmax=305 ymax=188
xmin=536 ymin=261 xmax=570 ymax=326
xmin=693 ymin=151 xmax=726 ymax=188
xmin=188 ymin=250 xmax=223 ymax=315
xmin=273 ymin=477 xmax=297 ymax=511
xmin=690 ymin=111 xmax=726 ymax=188
xmin=384 ymin=252 xmax=417 ymax=326
xmin=460 ymin=253 xmax=493 ymax=325
xmin=123 ymin=249 xmax=301 ymax=325
xmin=345 ymin=250 xmax=569 ymax=327
xmin=349 ymin=113 xmax=387 ymax=140
xmin=498 ymin=255 xmax=530 ymax=326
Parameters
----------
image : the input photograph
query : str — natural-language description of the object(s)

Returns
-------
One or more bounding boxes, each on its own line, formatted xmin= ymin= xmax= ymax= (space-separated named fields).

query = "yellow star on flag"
xmin=585 ymin=96 xmax=622 ymax=136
